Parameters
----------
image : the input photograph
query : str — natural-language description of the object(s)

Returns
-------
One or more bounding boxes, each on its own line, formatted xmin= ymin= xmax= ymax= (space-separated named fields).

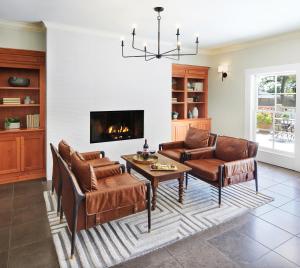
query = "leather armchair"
xmin=57 ymin=152 xmax=151 ymax=258
xmin=185 ymin=136 xmax=258 ymax=206
xmin=50 ymin=140 xmax=118 ymax=215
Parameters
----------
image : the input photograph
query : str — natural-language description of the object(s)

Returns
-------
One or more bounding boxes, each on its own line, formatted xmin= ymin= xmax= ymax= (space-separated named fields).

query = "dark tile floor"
xmin=0 ymin=162 xmax=299 ymax=268
xmin=0 ymin=179 xmax=59 ymax=268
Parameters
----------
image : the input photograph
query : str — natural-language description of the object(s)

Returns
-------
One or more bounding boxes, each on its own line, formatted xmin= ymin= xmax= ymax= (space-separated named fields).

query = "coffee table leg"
xmin=178 ymin=174 xmax=184 ymax=204
xmin=151 ymin=179 xmax=158 ymax=211
xmin=126 ymin=162 xmax=131 ymax=174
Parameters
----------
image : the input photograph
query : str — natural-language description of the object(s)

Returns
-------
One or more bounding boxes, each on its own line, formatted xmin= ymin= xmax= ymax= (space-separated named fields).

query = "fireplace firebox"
xmin=90 ymin=110 xmax=144 ymax=143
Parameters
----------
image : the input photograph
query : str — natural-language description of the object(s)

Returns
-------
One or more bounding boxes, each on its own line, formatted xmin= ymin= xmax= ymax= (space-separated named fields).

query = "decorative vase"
xmin=8 ymin=77 xmax=30 ymax=87
xmin=192 ymin=107 xmax=199 ymax=118
xmin=188 ymin=110 xmax=193 ymax=118
xmin=24 ymin=96 xmax=31 ymax=104
xmin=172 ymin=112 xmax=179 ymax=119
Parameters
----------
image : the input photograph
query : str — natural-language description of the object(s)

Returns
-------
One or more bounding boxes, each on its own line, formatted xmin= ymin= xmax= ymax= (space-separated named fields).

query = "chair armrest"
xmin=92 ymin=160 xmax=119 ymax=168
xmin=93 ymin=164 xmax=122 ymax=179
xmin=224 ymin=158 xmax=255 ymax=177
xmin=208 ymin=133 xmax=218 ymax=147
xmin=159 ymin=141 xmax=184 ymax=150
xmin=81 ymin=150 xmax=105 ymax=160
xmin=186 ymin=147 xmax=215 ymax=160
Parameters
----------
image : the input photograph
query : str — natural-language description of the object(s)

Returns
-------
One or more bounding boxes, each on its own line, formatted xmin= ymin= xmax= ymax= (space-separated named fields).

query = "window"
xmin=255 ymin=73 xmax=296 ymax=153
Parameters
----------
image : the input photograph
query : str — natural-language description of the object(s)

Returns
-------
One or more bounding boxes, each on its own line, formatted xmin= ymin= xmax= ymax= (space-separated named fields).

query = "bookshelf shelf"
xmin=0 ymin=128 xmax=44 ymax=133
xmin=171 ymin=64 xmax=211 ymax=141
xmin=0 ymin=48 xmax=46 ymax=184
xmin=0 ymin=104 xmax=40 ymax=107
xmin=0 ymin=86 xmax=40 ymax=90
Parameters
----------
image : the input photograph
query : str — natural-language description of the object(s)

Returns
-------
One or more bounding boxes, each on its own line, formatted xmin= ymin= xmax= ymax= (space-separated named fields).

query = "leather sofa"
xmin=158 ymin=128 xmax=217 ymax=188
xmin=185 ymin=136 xmax=258 ymax=206
xmin=50 ymin=140 xmax=118 ymax=215
xmin=57 ymin=151 xmax=151 ymax=258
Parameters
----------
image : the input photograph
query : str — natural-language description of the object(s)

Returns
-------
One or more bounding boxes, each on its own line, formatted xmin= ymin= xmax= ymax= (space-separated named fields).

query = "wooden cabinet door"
xmin=0 ymin=135 xmax=21 ymax=175
xmin=21 ymin=132 xmax=44 ymax=171
xmin=189 ymin=119 xmax=211 ymax=130
xmin=174 ymin=124 xmax=189 ymax=141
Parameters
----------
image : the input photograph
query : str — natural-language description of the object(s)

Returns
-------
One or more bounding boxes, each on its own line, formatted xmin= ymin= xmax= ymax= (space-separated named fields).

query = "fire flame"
xmin=108 ymin=125 xmax=129 ymax=134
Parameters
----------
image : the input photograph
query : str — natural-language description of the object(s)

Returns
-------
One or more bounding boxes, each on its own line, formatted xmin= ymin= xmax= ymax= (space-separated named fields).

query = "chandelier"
xmin=121 ymin=7 xmax=199 ymax=61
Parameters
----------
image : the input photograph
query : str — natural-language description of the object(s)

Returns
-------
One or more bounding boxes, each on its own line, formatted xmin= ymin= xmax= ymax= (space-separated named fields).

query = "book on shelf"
xmin=193 ymin=82 xmax=203 ymax=92
xmin=26 ymin=114 xmax=40 ymax=128
xmin=2 ymin=97 xmax=21 ymax=104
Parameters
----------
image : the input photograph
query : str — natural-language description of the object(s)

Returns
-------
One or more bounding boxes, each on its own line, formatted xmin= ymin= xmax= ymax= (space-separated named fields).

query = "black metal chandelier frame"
xmin=121 ymin=7 xmax=199 ymax=61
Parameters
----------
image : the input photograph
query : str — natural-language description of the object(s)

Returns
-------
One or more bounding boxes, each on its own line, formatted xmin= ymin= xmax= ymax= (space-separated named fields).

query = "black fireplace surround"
xmin=90 ymin=110 xmax=144 ymax=143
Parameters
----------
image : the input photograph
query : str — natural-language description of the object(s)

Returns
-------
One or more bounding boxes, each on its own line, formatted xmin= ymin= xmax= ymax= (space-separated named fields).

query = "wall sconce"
xmin=218 ymin=65 xmax=228 ymax=82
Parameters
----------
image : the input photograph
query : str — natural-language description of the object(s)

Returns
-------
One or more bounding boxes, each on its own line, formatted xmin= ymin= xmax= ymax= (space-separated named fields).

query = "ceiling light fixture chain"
xmin=121 ymin=7 xmax=199 ymax=61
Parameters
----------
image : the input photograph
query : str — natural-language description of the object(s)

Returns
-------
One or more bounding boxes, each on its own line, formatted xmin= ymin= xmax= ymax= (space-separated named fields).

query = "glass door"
xmin=255 ymin=73 xmax=296 ymax=154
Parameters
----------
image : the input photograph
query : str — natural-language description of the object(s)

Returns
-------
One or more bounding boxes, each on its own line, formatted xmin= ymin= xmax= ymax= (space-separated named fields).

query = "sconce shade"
xmin=218 ymin=64 xmax=228 ymax=82
xmin=218 ymin=64 xmax=228 ymax=73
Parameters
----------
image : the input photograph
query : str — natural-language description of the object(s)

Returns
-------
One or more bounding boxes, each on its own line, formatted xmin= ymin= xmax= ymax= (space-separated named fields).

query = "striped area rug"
xmin=43 ymin=175 xmax=273 ymax=268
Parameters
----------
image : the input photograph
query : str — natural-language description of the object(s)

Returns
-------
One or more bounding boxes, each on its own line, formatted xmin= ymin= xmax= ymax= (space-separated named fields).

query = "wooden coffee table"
xmin=121 ymin=154 xmax=191 ymax=210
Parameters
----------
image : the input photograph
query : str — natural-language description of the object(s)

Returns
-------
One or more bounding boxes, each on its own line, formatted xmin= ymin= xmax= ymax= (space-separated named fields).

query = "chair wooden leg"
xmin=57 ymin=195 xmax=61 ymax=216
xmin=218 ymin=186 xmax=222 ymax=207
xmin=254 ymin=160 xmax=258 ymax=194
xmin=70 ymin=199 xmax=80 ymax=259
xmin=185 ymin=173 xmax=188 ymax=189
xmin=146 ymin=182 xmax=151 ymax=232
xmin=51 ymin=182 xmax=54 ymax=195
xmin=218 ymin=166 xmax=224 ymax=208
xmin=59 ymin=203 xmax=63 ymax=223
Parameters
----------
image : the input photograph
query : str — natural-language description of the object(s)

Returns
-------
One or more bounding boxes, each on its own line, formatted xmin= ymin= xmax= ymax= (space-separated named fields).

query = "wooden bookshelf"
xmin=0 ymin=48 xmax=46 ymax=184
xmin=171 ymin=64 xmax=211 ymax=141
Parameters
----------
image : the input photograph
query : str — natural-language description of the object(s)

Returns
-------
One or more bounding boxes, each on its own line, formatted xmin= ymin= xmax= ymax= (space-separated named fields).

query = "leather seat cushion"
xmin=71 ymin=152 xmax=98 ymax=192
xmin=159 ymin=148 xmax=185 ymax=161
xmin=185 ymin=158 xmax=226 ymax=181
xmin=58 ymin=140 xmax=74 ymax=166
xmin=184 ymin=127 xmax=210 ymax=149
xmin=215 ymin=136 xmax=249 ymax=162
xmin=85 ymin=173 xmax=146 ymax=215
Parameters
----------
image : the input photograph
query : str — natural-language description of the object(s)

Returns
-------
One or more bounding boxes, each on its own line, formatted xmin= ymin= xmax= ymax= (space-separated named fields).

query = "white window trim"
xmin=245 ymin=63 xmax=300 ymax=171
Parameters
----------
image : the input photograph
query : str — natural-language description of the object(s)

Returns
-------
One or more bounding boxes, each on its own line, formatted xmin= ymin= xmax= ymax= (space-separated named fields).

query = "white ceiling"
xmin=1 ymin=0 xmax=300 ymax=49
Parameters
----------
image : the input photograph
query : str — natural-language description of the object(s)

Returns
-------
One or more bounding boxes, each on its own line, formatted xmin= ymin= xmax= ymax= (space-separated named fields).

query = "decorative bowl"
xmin=132 ymin=154 xmax=158 ymax=165
xmin=8 ymin=77 xmax=30 ymax=87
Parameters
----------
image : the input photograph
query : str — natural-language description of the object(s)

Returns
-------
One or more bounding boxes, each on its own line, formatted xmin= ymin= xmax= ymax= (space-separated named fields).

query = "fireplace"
xmin=90 ymin=110 xmax=144 ymax=143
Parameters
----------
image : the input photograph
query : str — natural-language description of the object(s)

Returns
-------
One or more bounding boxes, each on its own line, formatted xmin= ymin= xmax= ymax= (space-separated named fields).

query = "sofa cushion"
xmin=184 ymin=127 xmax=210 ymax=149
xmin=58 ymin=140 xmax=74 ymax=166
xmin=215 ymin=136 xmax=248 ymax=162
xmin=185 ymin=158 xmax=225 ymax=181
xmin=85 ymin=173 xmax=146 ymax=215
xmin=71 ymin=152 xmax=98 ymax=192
